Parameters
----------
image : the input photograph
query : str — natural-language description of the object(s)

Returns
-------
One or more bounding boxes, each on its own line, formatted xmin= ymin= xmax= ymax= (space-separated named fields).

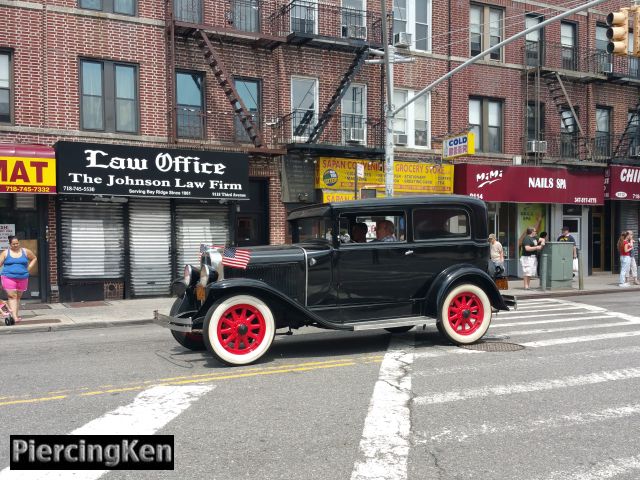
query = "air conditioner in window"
xmin=348 ymin=127 xmax=365 ymax=143
xmin=394 ymin=133 xmax=408 ymax=145
xmin=526 ymin=140 xmax=548 ymax=153
xmin=346 ymin=25 xmax=367 ymax=40
xmin=393 ymin=32 xmax=412 ymax=48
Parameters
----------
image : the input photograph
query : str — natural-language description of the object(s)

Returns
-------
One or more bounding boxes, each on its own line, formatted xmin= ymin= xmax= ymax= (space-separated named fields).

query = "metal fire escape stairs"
xmin=612 ymin=102 xmax=640 ymax=160
xmin=543 ymin=71 xmax=592 ymax=160
xmin=195 ymin=30 xmax=265 ymax=148
xmin=306 ymin=46 xmax=369 ymax=144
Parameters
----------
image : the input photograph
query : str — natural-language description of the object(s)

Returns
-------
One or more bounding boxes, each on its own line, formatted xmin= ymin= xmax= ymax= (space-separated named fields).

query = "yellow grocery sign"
xmin=315 ymin=157 xmax=453 ymax=194
xmin=0 ymin=155 xmax=57 ymax=193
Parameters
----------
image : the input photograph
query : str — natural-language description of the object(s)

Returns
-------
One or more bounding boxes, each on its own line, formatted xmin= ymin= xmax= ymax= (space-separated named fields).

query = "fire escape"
xmin=165 ymin=0 xmax=383 ymax=157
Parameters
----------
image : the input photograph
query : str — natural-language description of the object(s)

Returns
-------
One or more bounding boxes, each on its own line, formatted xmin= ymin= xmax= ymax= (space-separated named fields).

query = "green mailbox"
xmin=541 ymin=242 xmax=574 ymax=289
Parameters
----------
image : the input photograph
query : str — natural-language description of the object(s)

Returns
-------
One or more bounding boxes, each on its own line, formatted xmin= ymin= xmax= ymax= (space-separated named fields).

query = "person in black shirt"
xmin=520 ymin=227 xmax=542 ymax=290
xmin=557 ymin=226 xmax=577 ymax=259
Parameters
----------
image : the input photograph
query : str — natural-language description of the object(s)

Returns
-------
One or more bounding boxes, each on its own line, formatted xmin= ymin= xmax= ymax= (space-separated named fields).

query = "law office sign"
xmin=56 ymin=142 xmax=249 ymax=200
xmin=442 ymin=132 xmax=475 ymax=160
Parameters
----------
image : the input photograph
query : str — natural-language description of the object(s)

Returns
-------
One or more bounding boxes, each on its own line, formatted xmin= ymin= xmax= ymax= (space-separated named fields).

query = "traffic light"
xmin=606 ymin=8 xmax=630 ymax=55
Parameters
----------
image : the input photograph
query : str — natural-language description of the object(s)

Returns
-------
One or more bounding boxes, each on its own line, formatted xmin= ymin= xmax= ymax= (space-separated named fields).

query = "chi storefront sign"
xmin=605 ymin=165 xmax=640 ymax=200
xmin=55 ymin=142 xmax=250 ymax=200
xmin=454 ymin=164 xmax=604 ymax=205
xmin=442 ymin=132 xmax=475 ymax=160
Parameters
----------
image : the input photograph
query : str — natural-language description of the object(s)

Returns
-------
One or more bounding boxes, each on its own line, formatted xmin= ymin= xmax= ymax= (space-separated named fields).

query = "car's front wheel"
xmin=169 ymin=298 xmax=205 ymax=351
xmin=438 ymin=284 xmax=491 ymax=345
xmin=203 ymin=294 xmax=276 ymax=366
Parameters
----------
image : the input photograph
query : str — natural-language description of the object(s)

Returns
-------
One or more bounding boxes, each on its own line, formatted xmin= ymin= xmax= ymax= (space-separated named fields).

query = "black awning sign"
xmin=56 ymin=142 xmax=250 ymax=200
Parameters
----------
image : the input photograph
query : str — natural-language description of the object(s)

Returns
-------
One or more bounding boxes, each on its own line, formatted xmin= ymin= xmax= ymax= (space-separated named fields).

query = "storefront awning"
xmin=605 ymin=165 xmax=640 ymax=201
xmin=0 ymin=143 xmax=56 ymax=194
xmin=454 ymin=164 xmax=604 ymax=205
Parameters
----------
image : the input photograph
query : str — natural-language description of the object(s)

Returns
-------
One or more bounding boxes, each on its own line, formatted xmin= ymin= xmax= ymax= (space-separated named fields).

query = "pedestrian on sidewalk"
xmin=489 ymin=233 xmax=504 ymax=272
xmin=626 ymin=231 xmax=640 ymax=285
xmin=520 ymin=227 xmax=542 ymax=290
xmin=0 ymin=236 xmax=37 ymax=322
xmin=618 ymin=232 xmax=633 ymax=287
xmin=536 ymin=231 xmax=548 ymax=277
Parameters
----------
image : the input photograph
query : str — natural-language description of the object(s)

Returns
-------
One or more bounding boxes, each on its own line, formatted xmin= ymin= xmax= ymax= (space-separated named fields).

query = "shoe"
xmin=619 ymin=283 xmax=631 ymax=288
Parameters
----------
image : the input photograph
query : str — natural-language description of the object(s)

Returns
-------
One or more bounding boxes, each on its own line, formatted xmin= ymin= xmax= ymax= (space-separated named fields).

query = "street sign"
xmin=356 ymin=163 xmax=365 ymax=179
xmin=442 ymin=132 xmax=475 ymax=160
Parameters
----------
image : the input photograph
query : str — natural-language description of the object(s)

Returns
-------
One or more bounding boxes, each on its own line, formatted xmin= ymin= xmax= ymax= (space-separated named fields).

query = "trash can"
xmin=542 ymin=242 xmax=574 ymax=289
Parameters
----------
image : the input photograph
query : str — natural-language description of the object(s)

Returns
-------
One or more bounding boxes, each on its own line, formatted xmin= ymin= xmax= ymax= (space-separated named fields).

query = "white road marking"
xmin=0 ymin=384 xmax=213 ymax=480
xmin=491 ymin=315 xmax=612 ymax=328
xmin=536 ymin=454 xmax=640 ymax=480
xmin=422 ymin=402 xmax=640 ymax=444
xmin=522 ymin=330 xmax=640 ymax=347
xmin=494 ymin=310 xmax=604 ymax=320
xmin=351 ymin=335 xmax=414 ymax=480
xmin=500 ymin=321 xmax=633 ymax=336
xmin=413 ymin=366 xmax=640 ymax=405
xmin=499 ymin=305 xmax=595 ymax=315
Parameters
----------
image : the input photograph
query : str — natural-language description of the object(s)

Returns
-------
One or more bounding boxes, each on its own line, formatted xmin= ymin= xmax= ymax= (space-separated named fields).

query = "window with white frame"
xmin=0 ymin=51 xmax=11 ymax=124
xmin=394 ymin=89 xmax=430 ymax=148
xmin=342 ymin=84 xmax=366 ymax=144
xmin=393 ymin=0 xmax=432 ymax=52
xmin=469 ymin=97 xmax=502 ymax=152
xmin=291 ymin=77 xmax=318 ymax=140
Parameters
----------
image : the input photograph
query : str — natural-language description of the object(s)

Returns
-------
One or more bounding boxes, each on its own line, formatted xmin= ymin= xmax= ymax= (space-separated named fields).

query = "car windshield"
xmin=295 ymin=216 xmax=333 ymax=243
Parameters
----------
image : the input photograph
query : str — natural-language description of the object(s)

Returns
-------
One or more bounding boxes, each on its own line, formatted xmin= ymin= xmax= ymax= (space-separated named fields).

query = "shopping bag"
xmin=572 ymin=257 xmax=579 ymax=273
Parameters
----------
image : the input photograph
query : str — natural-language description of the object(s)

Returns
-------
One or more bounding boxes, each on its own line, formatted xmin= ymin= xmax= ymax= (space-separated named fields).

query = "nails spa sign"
xmin=55 ymin=142 xmax=249 ymax=200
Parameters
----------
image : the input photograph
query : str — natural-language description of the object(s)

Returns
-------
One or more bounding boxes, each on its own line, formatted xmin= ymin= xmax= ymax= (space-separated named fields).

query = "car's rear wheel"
xmin=385 ymin=326 xmax=414 ymax=334
xmin=169 ymin=298 xmax=205 ymax=351
xmin=203 ymin=294 xmax=275 ymax=366
xmin=438 ymin=284 xmax=491 ymax=345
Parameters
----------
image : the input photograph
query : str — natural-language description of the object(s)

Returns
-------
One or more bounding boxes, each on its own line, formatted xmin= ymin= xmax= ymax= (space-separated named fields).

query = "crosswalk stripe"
xmin=421 ymin=402 xmax=640 ymax=444
xmin=351 ymin=335 xmax=414 ymax=480
xmin=522 ymin=330 xmax=640 ymax=347
xmin=413 ymin=366 xmax=640 ymax=405
xmin=499 ymin=321 xmax=633 ymax=336
xmin=535 ymin=454 xmax=640 ymax=480
xmin=491 ymin=315 xmax=612 ymax=328
xmin=499 ymin=306 xmax=595 ymax=315
xmin=0 ymin=384 xmax=213 ymax=479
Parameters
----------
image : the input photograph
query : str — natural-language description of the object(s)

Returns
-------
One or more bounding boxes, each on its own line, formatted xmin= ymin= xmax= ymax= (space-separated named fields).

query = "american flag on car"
xmin=213 ymin=245 xmax=251 ymax=269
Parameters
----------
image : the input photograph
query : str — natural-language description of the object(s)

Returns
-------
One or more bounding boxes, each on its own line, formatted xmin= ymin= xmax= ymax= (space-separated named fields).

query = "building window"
xmin=342 ymin=0 xmax=367 ymax=39
xmin=628 ymin=111 xmax=640 ymax=154
xmin=560 ymin=107 xmax=577 ymax=158
xmin=595 ymin=107 xmax=611 ymax=158
xmin=525 ymin=15 xmax=543 ymax=66
xmin=469 ymin=97 xmax=502 ymax=153
xmin=80 ymin=60 xmax=138 ymax=133
xmin=394 ymin=89 xmax=430 ymax=148
xmin=561 ymin=22 xmax=577 ymax=70
xmin=470 ymin=4 xmax=503 ymax=60
xmin=291 ymin=77 xmax=317 ymax=140
xmin=232 ymin=0 xmax=260 ymax=32
xmin=342 ymin=84 xmax=366 ymax=144
xmin=235 ymin=78 xmax=260 ymax=142
xmin=291 ymin=0 xmax=317 ymax=34
xmin=526 ymin=102 xmax=544 ymax=142
xmin=174 ymin=0 xmax=201 ymax=23
xmin=176 ymin=71 xmax=204 ymax=139
xmin=176 ymin=71 xmax=204 ymax=138
xmin=79 ymin=0 xmax=135 ymax=15
xmin=393 ymin=0 xmax=432 ymax=51
xmin=0 ymin=52 xmax=11 ymax=124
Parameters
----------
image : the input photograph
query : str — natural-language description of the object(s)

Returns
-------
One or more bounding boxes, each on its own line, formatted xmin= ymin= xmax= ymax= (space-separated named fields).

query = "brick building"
xmin=1 ymin=0 xmax=639 ymax=302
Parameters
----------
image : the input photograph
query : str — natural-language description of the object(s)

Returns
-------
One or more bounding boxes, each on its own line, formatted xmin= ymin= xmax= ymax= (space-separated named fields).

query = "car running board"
xmin=344 ymin=315 xmax=436 ymax=331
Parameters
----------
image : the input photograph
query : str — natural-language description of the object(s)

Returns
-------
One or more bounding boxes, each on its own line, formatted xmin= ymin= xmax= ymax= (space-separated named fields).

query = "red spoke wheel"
xmin=438 ymin=284 xmax=491 ymax=345
xmin=204 ymin=295 xmax=275 ymax=366
xmin=169 ymin=298 xmax=205 ymax=351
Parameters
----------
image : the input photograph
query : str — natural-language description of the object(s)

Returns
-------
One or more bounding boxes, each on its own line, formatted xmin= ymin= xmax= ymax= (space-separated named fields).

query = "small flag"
xmin=214 ymin=245 xmax=251 ymax=269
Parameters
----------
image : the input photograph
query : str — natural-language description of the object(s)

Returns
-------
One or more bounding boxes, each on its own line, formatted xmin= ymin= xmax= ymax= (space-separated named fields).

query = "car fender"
xmin=424 ymin=264 xmax=509 ymax=317
xmin=204 ymin=278 xmax=352 ymax=331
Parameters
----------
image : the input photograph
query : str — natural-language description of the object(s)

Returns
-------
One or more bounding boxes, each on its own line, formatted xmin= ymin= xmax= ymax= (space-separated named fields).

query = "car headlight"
xmin=200 ymin=264 xmax=211 ymax=288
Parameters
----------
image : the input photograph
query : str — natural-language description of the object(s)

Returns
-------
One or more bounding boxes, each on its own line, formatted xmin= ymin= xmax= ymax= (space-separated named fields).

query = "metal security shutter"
xmin=175 ymin=202 xmax=229 ymax=275
xmin=60 ymin=202 xmax=125 ymax=279
xmin=621 ymin=202 xmax=639 ymax=238
xmin=129 ymin=199 xmax=172 ymax=296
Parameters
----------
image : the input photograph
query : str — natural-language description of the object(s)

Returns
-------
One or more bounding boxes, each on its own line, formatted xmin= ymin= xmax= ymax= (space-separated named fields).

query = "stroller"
xmin=0 ymin=301 xmax=15 ymax=326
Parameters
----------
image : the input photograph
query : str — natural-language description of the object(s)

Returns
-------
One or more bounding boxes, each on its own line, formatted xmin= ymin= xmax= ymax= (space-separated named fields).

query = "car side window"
xmin=413 ymin=207 xmax=470 ymax=241
xmin=338 ymin=211 xmax=406 ymax=243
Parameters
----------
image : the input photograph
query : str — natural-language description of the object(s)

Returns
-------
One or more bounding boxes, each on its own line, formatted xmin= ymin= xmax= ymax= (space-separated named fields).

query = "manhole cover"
xmin=460 ymin=341 xmax=525 ymax=352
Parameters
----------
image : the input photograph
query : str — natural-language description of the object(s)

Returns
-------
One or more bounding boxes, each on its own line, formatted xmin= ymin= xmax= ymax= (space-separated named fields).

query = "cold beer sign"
xmin=0 ymin=153 xmax=56 ymax=194
xmin=442 ymin=132 xmax=475 ymax=160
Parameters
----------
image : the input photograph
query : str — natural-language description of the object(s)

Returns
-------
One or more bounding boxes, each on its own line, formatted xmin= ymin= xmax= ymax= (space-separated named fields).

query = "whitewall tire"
xmin=438 ymin=284 xmax=491 ymax=345
xmin=203 ymin=294 xmax=275 ymax=366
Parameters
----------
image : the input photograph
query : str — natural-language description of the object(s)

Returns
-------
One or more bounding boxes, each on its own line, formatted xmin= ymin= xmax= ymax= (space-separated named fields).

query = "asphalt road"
xmin=1 ymin=292 xmax=640 ymax=479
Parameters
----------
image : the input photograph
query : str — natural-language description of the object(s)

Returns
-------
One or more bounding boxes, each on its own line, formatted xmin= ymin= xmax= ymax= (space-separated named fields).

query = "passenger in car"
xmin=374 ymin=220 xmax=397 ymax=242
xmin=351 ymin=222 xmax=368 ymax=243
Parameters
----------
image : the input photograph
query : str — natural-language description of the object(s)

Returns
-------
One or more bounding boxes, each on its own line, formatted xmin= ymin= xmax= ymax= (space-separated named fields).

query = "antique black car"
xmin=154 ymin=195 xmax=516 ymax=366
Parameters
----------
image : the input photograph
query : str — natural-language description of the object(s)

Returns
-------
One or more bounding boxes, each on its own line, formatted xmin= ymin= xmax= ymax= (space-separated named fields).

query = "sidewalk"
xmin=0 ymin=272 xmax=635 ymax=335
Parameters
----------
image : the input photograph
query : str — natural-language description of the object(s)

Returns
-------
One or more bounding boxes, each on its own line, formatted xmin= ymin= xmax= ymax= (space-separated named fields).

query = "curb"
xmin=0 ymin=318 xmax=154 ymax=335
xmin=514 ymin=287 xmax=640 ymax=300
